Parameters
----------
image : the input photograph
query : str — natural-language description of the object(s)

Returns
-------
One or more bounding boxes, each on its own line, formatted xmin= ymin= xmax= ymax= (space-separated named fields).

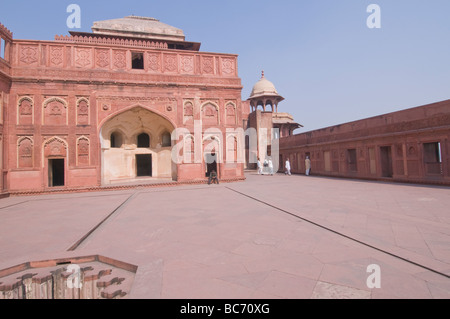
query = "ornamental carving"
xmin=180 ymin=55 xmax=194 ymax=73
xmin=18 ymin=97 xmax=33 ymax=125
xmin=44 ymin=137 xmax=67 ymax=158
xmin=77 ymin=137 xmax=90 ymax=166
xmin=96 ymin=49 xmax=110 ymax=68
xmin=164 ymin=54 xmax=178 ymax=72
xmin=113 ymin=51 xmax=126 ymax=69
xmin=226 ymin=103 xmax=236 ymax=125
xmin=184 ymin=101 xmax=194 ymax=124
xmin=18 ymin=137 xmax=33 ymax=168
xmin=19 ymin=98 xmax=33 ymax=115
xmin=222 ymin=58 xmax=235 ymax=75
xmin=75 ymin=48 xmax=92 ymax=68
xmin=43 ymin=98 xmax=67 ymax=126
xmin=77 ymin=98 xmax=89 ymax=125
xmin=50 ymin=47 xmax=63 ymax=66
xmin=20 ymin=46 xmax=38 ymax=65
xmin=148 ymin=53 xmax=160 ymax=72
xmin=202 ymin=103 xmax=219 ymax=125
xmin=202 ymin=57 xmax=214 ymax=74
xmin=184 ymin=102 xmax=194 ymax=116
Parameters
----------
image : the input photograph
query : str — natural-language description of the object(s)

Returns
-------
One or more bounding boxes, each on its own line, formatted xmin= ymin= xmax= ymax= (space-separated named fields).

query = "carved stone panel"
xmin=44 ymin=98 xmax=67 ymax=126
xmin=147 ymin=52 xmax=161 ymax=72
xmin=49 ymin=46 xmax=64 ymax=67
xmin=18 ymin=137 xmax=33 ymax=168
xmin=96 ymin=49 xmax=110 ymax=68
xmin=180 ymin=55 xmax=194 ymax=74
xmin=75 ymin=48 xmax=93 ymax=68
xmin=202 ymin=56 xmax=214 ymax=74
xmin=184 ymin=101 xmax=194 ymax=124
xmin=20 ymin=45 xmax=39 ymax=65
xmin=164 ymin=54 xmax=178 ymax=73
xmin=202 ymin=102 xmax=219 ymax=126
xmin=221 ymin=58 xmax=236 ymax=76
xmin=113 ymin=50 xmax=127 ymax=70
xmin=226 ymin=103 xmax=236 ymax=125
xmin=18 ymin=97 xmax=33 ymax=125
xmin=44 ymin=137 xmax=67 ymax=158
xmin=77 ymin=137 xmax=90 ymax=166
xmin=77 ymin=98 xmax=89 ymax=125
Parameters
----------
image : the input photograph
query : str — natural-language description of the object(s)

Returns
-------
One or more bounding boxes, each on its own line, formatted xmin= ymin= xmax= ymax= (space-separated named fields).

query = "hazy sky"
xmin=1 ymin=0 xmax=449 ymax=132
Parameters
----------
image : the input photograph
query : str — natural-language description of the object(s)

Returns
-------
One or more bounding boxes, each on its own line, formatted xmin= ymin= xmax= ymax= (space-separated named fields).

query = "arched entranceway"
xmin=100 ymin=106 xmax=176 ymax=185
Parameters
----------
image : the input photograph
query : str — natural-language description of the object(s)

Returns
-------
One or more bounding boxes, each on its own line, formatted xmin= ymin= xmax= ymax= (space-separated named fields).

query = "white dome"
xmin=249 ymin=72 xmax=283 ymax=100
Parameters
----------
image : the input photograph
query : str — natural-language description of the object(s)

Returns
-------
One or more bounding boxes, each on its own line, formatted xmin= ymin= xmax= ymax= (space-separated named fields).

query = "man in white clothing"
xmin=285 ymin=159 xmax=291 ymax=176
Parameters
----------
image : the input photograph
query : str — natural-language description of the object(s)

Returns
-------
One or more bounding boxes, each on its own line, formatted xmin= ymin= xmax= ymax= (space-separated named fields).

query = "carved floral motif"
xmin=20 ymin=46 xmax=38 ymax=65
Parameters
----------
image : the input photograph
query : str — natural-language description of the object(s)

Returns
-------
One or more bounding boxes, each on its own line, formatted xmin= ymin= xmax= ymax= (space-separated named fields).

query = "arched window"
xmin=138 ymin=133 xmax=150 ymax=148
xmin=161 ymin=132 xmax=171 ymax=147
xmin=111 ymin=132 xmax=123 ymax=148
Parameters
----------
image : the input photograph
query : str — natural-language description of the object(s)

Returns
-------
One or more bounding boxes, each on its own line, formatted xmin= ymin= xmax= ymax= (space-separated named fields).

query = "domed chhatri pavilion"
xmin=245 ymin=71 xmax=302 ymax=168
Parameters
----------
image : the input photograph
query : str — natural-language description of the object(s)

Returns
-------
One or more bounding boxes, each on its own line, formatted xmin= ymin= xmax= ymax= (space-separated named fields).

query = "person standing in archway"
xmin=305 ymin=156 xmax=311 ymax=176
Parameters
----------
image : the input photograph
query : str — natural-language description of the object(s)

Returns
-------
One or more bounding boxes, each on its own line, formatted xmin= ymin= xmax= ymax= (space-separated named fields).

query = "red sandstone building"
xmin=0 ymin=17 xmax=250 ymax=194
xmin=279 ymin=100 xmax=450 ymax=186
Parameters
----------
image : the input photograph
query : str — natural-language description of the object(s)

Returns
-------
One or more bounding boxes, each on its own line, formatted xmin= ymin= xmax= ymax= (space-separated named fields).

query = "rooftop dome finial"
xmin=261 ymin=70 xmax=265 ymax=78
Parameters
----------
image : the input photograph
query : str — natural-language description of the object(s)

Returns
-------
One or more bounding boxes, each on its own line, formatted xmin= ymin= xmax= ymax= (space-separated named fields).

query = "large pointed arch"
xmin=99 ymin=105 xmax=177 ymax=185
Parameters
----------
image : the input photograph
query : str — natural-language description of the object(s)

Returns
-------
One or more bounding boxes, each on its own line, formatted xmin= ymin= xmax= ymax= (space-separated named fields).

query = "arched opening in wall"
xmin=100 ymin=107 xmax=176 ymax=185
xmin=161 ymin=131 xmax=171 ymax=147
xmin=266 ymin=100 xmax=273 ymax=112
xmin=256 ymin=100 xmax=264 ymax=111
xmin=111 ymin=132 xmax=123 ymax=148
xmin=137 ymin=133 xmax=150 ymax=148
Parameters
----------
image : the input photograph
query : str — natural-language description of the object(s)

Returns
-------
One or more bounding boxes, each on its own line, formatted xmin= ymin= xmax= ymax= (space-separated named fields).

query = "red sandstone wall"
xmin=279 ymin=100 xmax=450 ymax=186
xmin=3 ymin=33 xmax=246 ymax=192
xmin=0 ymin=23 xmax=13 ymax=193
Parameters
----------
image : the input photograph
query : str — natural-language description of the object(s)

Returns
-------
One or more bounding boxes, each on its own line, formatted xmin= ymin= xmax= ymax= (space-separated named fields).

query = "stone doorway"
xmin=136 ymin=154 xmax=152 ymax=177
xmin=380 ymin=146 xmax=393 ymax=178
xmin=48 ymin=159 xmax=65 ymax=187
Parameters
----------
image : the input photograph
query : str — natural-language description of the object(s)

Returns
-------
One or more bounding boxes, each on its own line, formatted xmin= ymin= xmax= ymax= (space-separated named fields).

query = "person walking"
xmin=305 ymin=156 xmax=311 ymax=176
xmin=268 ymin=158 xmax=274 ymax=176
xmin=285 ymin=159 xmax=291 ymax=176
xmin=257 ymin=158 xmax=263 ymax=175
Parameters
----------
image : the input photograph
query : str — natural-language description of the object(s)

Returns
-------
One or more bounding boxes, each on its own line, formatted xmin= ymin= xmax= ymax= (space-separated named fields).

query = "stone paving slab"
xmin=0 ymin=173 xmax=449 ymax=299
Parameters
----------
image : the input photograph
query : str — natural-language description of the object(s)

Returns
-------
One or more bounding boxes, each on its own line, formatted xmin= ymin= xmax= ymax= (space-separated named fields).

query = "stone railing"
xmin=55 ymin=35 xmax=168 ymax=49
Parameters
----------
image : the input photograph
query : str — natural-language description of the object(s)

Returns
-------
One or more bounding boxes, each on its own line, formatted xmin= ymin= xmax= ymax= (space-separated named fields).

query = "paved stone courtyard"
xmin=0 ymin=173 xmax=449 ymax=299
